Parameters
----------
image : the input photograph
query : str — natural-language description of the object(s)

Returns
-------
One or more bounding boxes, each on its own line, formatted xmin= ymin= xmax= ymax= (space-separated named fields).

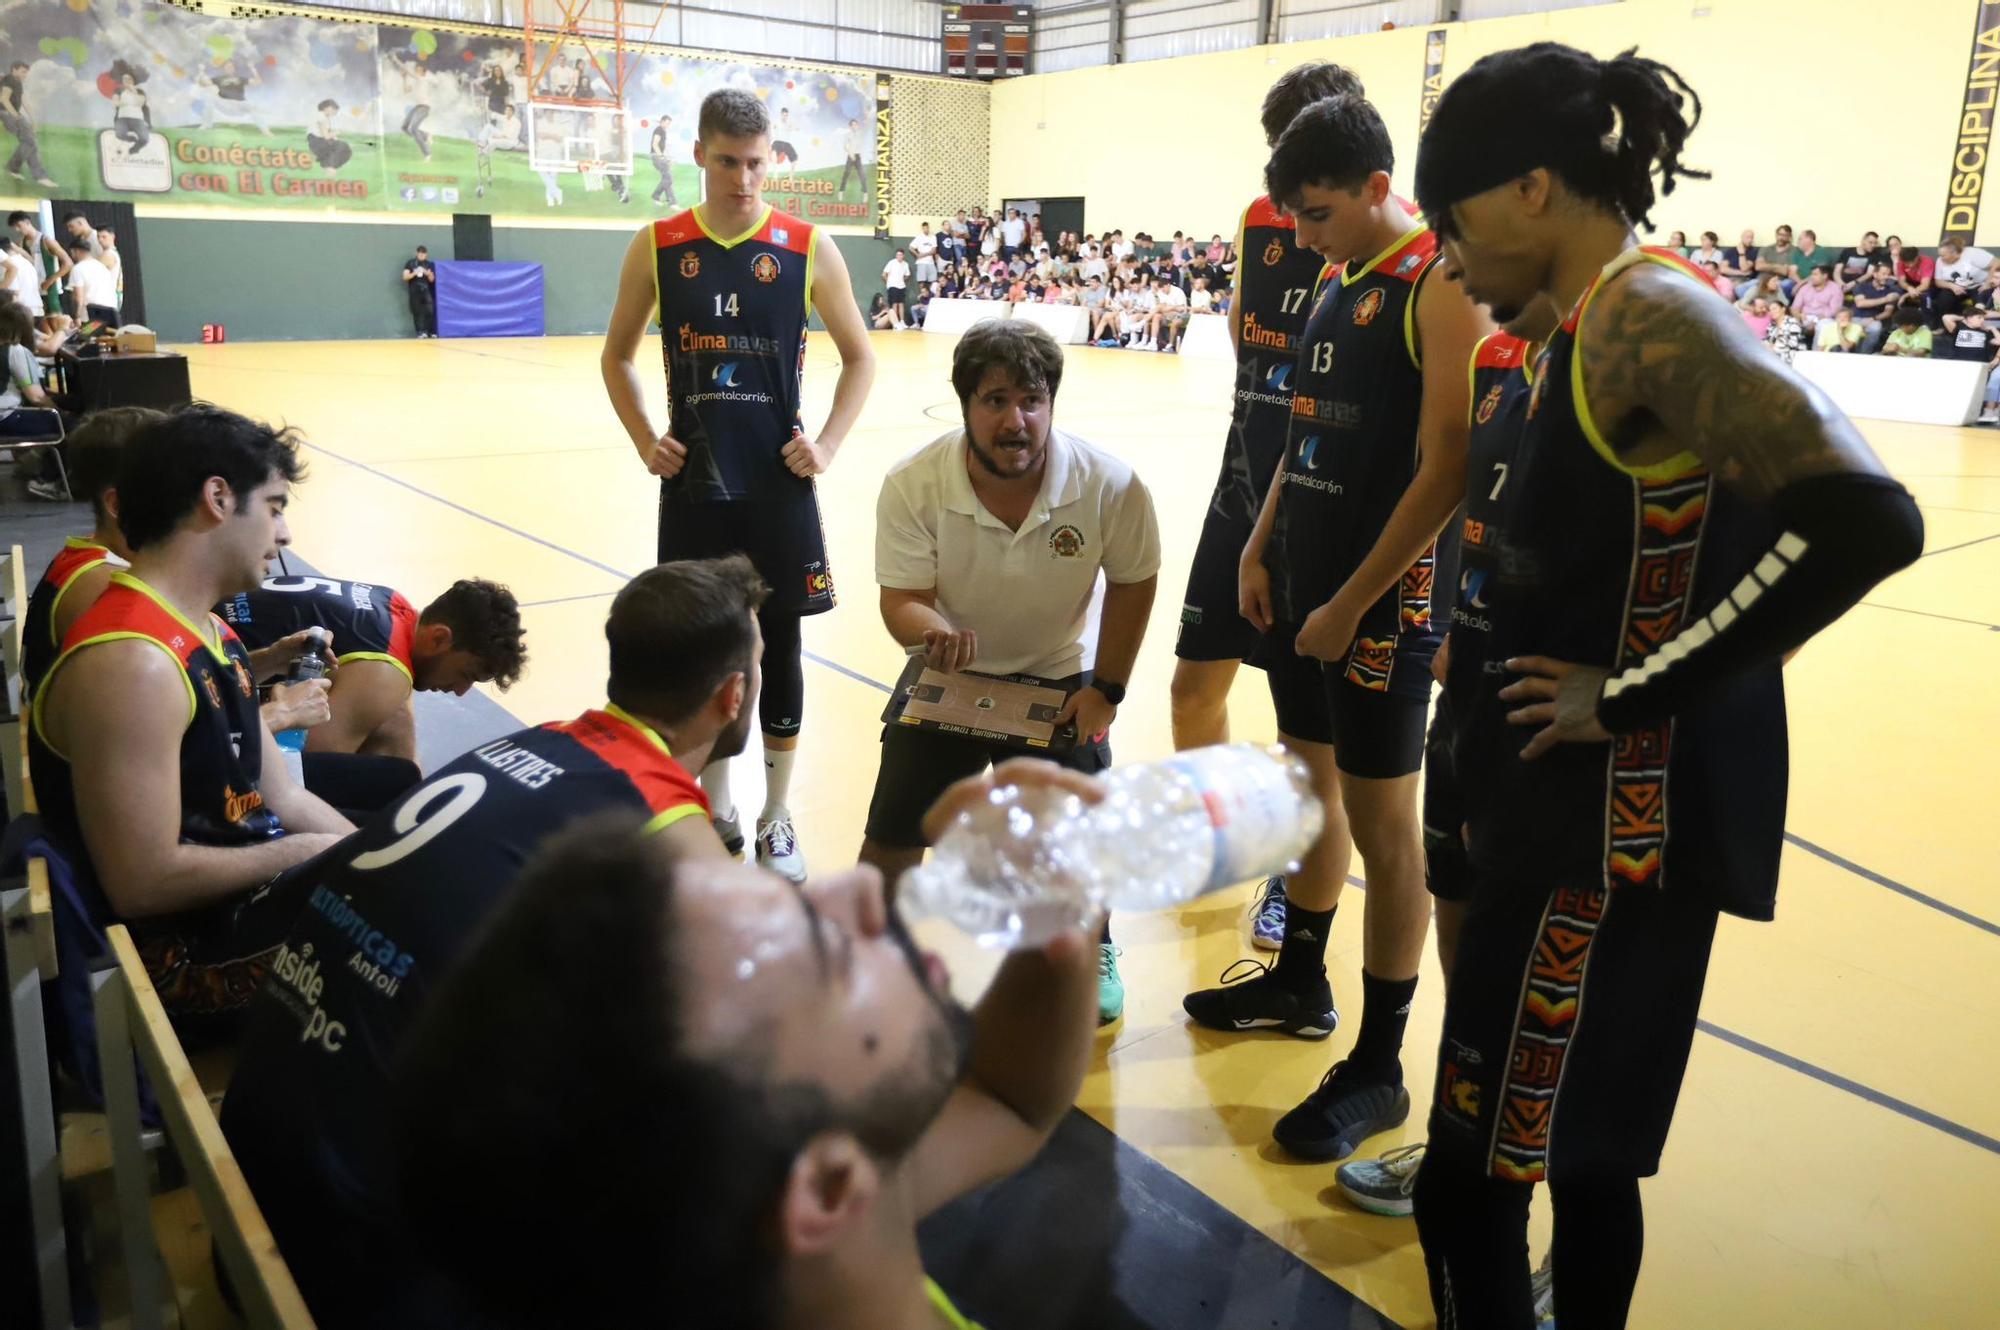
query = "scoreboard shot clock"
xmin=942 ymin=4 xmax=1031 ymax=78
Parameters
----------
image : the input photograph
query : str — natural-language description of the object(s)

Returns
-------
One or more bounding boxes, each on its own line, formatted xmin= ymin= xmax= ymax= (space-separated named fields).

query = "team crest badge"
xmin=1263 ymin=238 xmax=1285 ymax=267
xmin=1049 ymin=524 xmax=1086 ymax=558
xmin=1476 ymin=384 xmax=1503 ymax=425
xmin=679 ymin=251 xmax=700 ymax=279
xmin=805 ymin=568 xmax=833 ymax=597
xmin=752 ymin=253 xmax=781 ymax=283
xmin=1351 ymin=288 xmax=1384 ymax=326
xmin=202 ymin=673 xmax=223 ymax=710
xmin=233 ymin=660 xmax=254 ymax=697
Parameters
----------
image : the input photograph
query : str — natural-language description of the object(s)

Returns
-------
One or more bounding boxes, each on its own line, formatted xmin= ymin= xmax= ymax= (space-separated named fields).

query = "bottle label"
xmin=1163 ymin=752 xmax=1304 ymax=893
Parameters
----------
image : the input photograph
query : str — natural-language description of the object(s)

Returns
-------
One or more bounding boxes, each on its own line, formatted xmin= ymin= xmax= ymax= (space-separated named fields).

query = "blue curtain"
xmin=435 ymin=260 xmax=544 ymax=338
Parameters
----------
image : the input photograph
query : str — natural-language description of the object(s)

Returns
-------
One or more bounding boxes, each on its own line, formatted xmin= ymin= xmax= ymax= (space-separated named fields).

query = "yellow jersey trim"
xmin=1341 ymin=220 xmax=1429 ymax=288
xmin=804 ymin=229 xmax=818 ymax=319
xmin=602 ymin=700 xmax=672 ymax=756
xmin=1571 ymin=248 xmax=1704 ymax=481
xmin=44 ymin=543 xmax=111 ymax=647
xmin=32 ymin=631 xmax=197 ymax=759
xmin=107 ymin=571 xmax=231 ymax=667
xmin=336 ymin=650 xmax=415 ymax=685
xmin=642 ymin=804 xmax=704 ymax=835
xmin=694 ymin=203 xmax=773 ymax=251
xmin=649 ymin=222 xmax=665 ymax=327
xmin=925 ymin=1278 xmax=984 ymax=1330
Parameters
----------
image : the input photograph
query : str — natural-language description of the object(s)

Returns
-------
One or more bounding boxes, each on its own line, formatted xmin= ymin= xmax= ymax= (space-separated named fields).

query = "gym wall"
xmin=990 ymin=0 xmax=1990 ymax=249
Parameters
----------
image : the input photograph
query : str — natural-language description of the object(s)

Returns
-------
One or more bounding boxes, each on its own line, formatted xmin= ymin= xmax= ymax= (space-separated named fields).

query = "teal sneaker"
xmin=1098 ymin=944 xmax=1125 ymax=1024
xmin=1335 ymin=1141 xmax=1425 ymax=1217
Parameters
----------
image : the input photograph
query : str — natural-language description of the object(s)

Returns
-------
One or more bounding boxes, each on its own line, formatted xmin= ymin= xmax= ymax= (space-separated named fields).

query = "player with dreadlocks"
xmin=1405 ymin=43 xmax=1922 ymax=1327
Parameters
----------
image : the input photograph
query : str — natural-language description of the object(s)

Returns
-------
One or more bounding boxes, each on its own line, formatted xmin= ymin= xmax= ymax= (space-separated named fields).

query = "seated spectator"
xmin=1850 ymin=261 xmax=1903 ymax=351
xmin=391 ymin=758 xmax=1104 ymax=1330
xmin=1738 ymin=273 xmax=1787 ymax=310
xmin=219 ymin=574 xmax=524 ymax=763
xmin=1895 ymin=241 xmax=1933 ymax=312
xmin=1122 ymin=274 xmax=1158 ymax=348
xmin=28 ymin=405 xmax=354 ymax=1037
xmin=1092 ymin=276 xmax=1127 ymax=343
xmin=1721 ymin=228 xmax=1757 ymax=291
xmin=1205 ymin=232 xmax=1226 ymax=264
xmin=2 ymin=302 xmax=79 ymax=500
xmin=1937 ymin=304 xmax=1996 ymax=362
xmin=1688 ymin=230 xmax=1725 ymax=269
xmin=1814 ymin=307 xmax=1865 ymax=354
xmin=1665 ymin=229 xmax=1687 ymax=254
xmin=1189 ymin=274 xmax=1215 ymax=313
xmin=1790 ymin=265 xmax=1845 ymax=337
xmin=869 ymin=292 xmax=896 ymax=330
xmin=1082 ymin=273 xmax=1108 ymax=323
xmin=1750 ymin=223 xmax=1800 ymax=301
xmin=1947 ymin=232 xmax=1995 ymax=283
xmin=1836 ymin=231 xmax=1883 ymax=288
xmin=1153 ymin=276 xmax=1190 ymax=352
xmin=224 ymin=557 xmax=754 ymax=1327
xmin=1881 ymin=307 xmax=1932 ymax=357
xmin=1790 ymin=229 xmax=1830 ymax=286
xmin=1700 ymin=259 xmax=1734 ymax=299
xmin=33 ymin=311 xmax=74 ymax=357
xmin=1931 ymin=238 xmax=1981 ymax=321
xmin=1765 ymin=303 xmax=1805 ymax=364
xmin=1740 ymin=296 xmax=1775 ymax=340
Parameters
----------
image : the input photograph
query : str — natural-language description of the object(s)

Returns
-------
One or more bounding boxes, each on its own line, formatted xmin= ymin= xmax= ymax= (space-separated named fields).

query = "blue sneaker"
xmin=1098 ymin=944 xmax=1125 ymax=1024
xmin=1247 ymin=876 xmax=1287 ymax=951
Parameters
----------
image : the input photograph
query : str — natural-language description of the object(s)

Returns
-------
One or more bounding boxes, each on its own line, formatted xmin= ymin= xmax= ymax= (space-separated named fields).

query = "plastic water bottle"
xmin=274 ymin=629 xmax=331 ymax=755
xmin=899 ymin=743 xmax=1324 ymax=949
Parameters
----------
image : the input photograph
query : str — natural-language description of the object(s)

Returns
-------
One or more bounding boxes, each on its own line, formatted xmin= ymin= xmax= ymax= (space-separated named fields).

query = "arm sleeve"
xmin=1596 ymin=472 xmax=1924 ymax=731
xmin=875 ymin=470 xmax=939 ymax=590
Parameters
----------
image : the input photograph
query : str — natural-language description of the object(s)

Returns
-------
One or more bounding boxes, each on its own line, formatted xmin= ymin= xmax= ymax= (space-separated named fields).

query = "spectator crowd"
xmin=877 ymin=206 xmax=1237 ymax=353
xmin=1673 ymin=224 xmax=2000 ymax=420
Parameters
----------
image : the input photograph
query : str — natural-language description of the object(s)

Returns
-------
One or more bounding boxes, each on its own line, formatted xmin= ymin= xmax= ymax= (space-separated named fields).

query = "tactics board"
xmin=882 ymin=656 xmax=1078 ymax=752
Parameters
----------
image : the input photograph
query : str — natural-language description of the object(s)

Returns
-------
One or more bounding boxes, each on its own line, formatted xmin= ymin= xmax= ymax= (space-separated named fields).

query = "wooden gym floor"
xmin=182 ymin=331 xmax=1999 ymax=1328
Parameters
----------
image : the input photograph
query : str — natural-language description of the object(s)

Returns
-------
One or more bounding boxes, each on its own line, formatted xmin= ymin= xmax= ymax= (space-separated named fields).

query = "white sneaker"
xmin=755 ymin=814 xmax=807 ymax=883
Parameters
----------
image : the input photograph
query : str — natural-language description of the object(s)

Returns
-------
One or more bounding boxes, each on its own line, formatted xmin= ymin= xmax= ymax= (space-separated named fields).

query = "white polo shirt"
xmin=877 ymin=427 xmax=1161 ymax=679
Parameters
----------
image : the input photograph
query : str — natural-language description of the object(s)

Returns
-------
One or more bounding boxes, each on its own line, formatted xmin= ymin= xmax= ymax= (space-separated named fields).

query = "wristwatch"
xmin=1091 ymin=679 xmax=1127 ymax=706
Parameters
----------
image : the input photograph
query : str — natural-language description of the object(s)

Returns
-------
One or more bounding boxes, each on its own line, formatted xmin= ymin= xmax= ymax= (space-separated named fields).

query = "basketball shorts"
xmin=1421 ymin=690 xmax=1474 ymax=902
xmin=1425 ymin=870 xmax=1720 ymax=1183
xmin=657 ymin=492 xmax=835 ymax=618
xmin=1260 ymin=623 xmax=1430 ymax=778
xmin=1175 ymin=507 xmax=1263 ymax=665
xmin=864 ymin=674 xmax=1112 ymax=848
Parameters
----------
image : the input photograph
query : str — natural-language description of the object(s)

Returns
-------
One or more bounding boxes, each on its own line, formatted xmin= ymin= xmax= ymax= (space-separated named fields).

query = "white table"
xmin=921 ymin=298 xmax=1007 ymax=338
xmin=1179 ymin=311 xmax=1233 ymax=361
xmin=1009 ymin=302 xmax=1092 ymax=345
xmin=1790 ymin=350 xmax=1984 ymax=427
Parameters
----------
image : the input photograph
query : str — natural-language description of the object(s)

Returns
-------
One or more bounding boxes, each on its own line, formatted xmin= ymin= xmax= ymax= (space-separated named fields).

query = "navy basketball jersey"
xmin=1442 ymin=331 xmax=1535 ymax=713
xmin=1460 ymin=247 xmax=1788 ymax=919
xmin=220 ymin=575 xmax=419 ymax=681
xmin=1269 ymin=224 xmax=1447 ymax=696
xmin=31 ymin=571 xmax=280 ymax=865
xmin=220 ymin=705 xmax=707 ymax=1323
xmin=1210 ymin=196 xmax=1328 ymax=526
xmin=22 ymin=536 xmax=111 ymax=699
xmin=652 ymin=207 xmax=816 ymax=504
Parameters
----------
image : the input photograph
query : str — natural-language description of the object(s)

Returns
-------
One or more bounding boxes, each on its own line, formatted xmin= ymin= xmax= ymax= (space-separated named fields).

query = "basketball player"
xmin=602 ymin=87 xmax=876 ymax=882
xmin=1333 ymin=297 xmax=1557 ymax=1228
xmin=221 ymin=558 xmax=751 ymax=1327
xmin=392 ymin=761 xmax=1105 ymax=1330
xmin=1182 ymin=93 xmax=1490 ymax=1165
xmin=1171 ymin=61 xmax=1364 ymax=951
xmin=1406 ymin=44 xmax=1923 ymax=1325
xmin=28 ymin=406 xmax=353 ymax=1033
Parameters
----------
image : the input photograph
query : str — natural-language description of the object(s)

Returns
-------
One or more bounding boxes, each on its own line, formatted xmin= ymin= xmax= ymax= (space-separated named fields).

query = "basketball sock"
xmin=760 ymin=746 xmax=796 ymax=823
xmin=1274 ymin=900 xmax=1334 ymax=991
xmin=700 ymin=759 xmax=735 ymax=822
xmin=1348 ymin=971 xmax=1418 ymax=1084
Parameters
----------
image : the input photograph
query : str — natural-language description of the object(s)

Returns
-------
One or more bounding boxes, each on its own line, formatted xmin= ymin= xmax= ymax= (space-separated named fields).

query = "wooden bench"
xmin=91 ymin=924 xmax=315 ymax=1329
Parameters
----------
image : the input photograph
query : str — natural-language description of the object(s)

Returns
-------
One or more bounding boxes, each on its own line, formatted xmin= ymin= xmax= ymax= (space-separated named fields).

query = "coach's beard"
xmin=968 ymin=429 xmax=1042 ymax=478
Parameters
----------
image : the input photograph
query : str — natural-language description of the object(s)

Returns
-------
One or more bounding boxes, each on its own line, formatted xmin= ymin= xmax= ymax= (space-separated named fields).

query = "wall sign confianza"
xmin=874 ymin=73 xmax=894 ymax=239
xmin=1942 ymin=1 xmax=2000 ymax=240
xmin=1419 ymin=29 xmax=1447 ymax=134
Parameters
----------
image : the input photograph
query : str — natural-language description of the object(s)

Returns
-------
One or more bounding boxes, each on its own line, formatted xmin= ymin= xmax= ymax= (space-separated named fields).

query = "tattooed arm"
xmin=1500 ymin=262 xmax=1924 ymax=757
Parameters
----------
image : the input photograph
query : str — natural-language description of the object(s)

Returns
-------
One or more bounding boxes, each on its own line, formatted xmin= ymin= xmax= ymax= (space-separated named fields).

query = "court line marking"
xmin=299 ymin=446 xmax=2000 ymax=1151
xmin=1782 ymin=832 xmax=2000 ymax=937
xmin=517 ymin=591 xmax=619 ymax=610
xmin=1856 ymin=601 xmax=2000 ymax=631
xmin=1920 ymin=530 xmax=2000 ymax=559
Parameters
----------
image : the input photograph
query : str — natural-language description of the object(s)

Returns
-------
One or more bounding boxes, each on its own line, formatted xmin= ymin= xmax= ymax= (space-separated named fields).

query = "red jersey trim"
xmin=1475 ymin=332 xmax=1532 ymax=372
xmin=754 ymin=212 xmax=816 ymax=256
xmin=1244 ymin=195 xmax=1294 ymax=232
xmin=545 ymin=707 xmax=709 ymax=819
xmin=653 ymin=212 xmax=700 ymax=249
xmin=387 ymin=591 xmax=418 ymax=673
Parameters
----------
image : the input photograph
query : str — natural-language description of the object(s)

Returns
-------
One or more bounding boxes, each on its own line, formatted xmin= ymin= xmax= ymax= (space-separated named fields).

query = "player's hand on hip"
xmin=1295 ymin=594 xmax=1360 ymax=664
xmin=1055 ymin=686 xmax=1116 ymax=743
xmin=1237 ymin=559 xmax=1274 ymax=632
xmin=1499 ymin=656 xmax=1612 ymax=760
xmin=922 ymin=626 xmax=977 ymax=673
xmin=638 ymin=432 xmax=687 ymax=478
xmin=781 ymin=430 xmax=831 ymax=477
